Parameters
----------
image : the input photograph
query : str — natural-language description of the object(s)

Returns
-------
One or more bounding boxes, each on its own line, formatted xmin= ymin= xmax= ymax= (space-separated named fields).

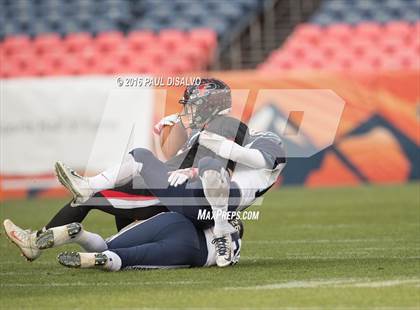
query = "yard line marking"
xmin=0 ymin=271 xmax=65 ymax=276
xmin=0 ymin=280 xmax=209 ymax=287
xmin=0 ymin=261 xmax=52 ymax=265
xmin=346 ymin=279 xmax=420 ymax=288
xmin=246 ymin=238 xmax=406 ymax=244
xmin=226 ymin=278 xmax=420 ymax=290
xmin=283 ymin=256 xmax=420 ymax=260
xmin=228 ymin=279 xmax=357 ymax=290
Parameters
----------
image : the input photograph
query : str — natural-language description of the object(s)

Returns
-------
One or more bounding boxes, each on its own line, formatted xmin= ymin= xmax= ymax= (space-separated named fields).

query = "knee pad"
xmin=198 ymin=157 xmax=224 ymax=177
xmin=130 ymin=148 xmax=154 ymax=163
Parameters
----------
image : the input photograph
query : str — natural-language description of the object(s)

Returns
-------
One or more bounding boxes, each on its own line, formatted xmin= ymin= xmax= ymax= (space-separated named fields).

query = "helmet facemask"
xmin=179 ymin=78 xmax=232 ymax=129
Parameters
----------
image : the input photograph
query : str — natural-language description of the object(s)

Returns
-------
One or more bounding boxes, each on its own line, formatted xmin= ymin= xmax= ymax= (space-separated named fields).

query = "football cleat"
xmin=3 ymin=219 xmax=40 ymax=261
xmin=212 ymin=234 xmax=232 ymax=267
xmin=36 ymin=222 xmax=82 ymax=250
xmin=57 ymin=252 xmax=108 ymax=269
xmin=54 ymin=161 xmax=94 ymax=205
xmin=230 ymin=231 xmax=241 ymax=265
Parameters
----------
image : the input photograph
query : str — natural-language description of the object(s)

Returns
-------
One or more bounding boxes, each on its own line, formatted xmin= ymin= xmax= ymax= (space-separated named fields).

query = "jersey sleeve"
xmin=249 ymin=137 xmax=286 ymax=169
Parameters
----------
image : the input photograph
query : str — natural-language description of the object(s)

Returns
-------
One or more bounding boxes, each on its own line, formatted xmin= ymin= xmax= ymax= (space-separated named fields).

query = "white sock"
xmin=44 ymin=225 xmax=107 ymax=252
xmin=88 ymin=155 xmax=142 ymax=192
xmin=47 ymin=225 xmax=74 ymax=247
xmin=74 ymin=230 xmax=108 ymax=252
xmin=212 ymin=205 xmax=234 ymax=237
xmin=103 ymin=250 xmax=122 ymax=272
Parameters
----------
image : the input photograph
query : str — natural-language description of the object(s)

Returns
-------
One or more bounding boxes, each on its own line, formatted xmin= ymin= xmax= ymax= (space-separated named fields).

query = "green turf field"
xmin=1 ymin=183 xmax=419 ymax=309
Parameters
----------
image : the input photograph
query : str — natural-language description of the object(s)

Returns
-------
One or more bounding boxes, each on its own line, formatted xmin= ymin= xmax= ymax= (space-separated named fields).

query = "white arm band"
xmin=199 ymin=131 xmax=268 ymax=169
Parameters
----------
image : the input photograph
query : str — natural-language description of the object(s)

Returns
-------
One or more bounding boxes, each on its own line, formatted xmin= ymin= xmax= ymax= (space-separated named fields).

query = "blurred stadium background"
xmin=0 ymin=0 xmax=419 ymax=308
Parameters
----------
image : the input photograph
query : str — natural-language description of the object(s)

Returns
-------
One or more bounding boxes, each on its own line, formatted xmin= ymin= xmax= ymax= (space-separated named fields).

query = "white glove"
xmin=153 ymin=114 xmax=180 ymax=135
xmin=168 ymin=168 xmax=198 ymax=187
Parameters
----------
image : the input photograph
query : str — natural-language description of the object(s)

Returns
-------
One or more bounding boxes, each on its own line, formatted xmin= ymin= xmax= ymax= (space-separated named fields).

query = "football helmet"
xmin=179 ymin=78 xmax=231 ymax=129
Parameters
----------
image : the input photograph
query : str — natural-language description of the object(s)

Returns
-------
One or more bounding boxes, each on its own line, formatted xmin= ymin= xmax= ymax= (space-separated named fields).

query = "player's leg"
xmin=3 ymin=196 xmax=167 ymax=261
xmin=129 ymin=149 xmax=242 ymax=234
xmin=2 ymin=200 xmax=88 ymax=262
xmin=108 ymin=212 xmax=207 ymax=269
xmin=57 ymin=212 xmax=208 ymax=271
xmin=55 ymin=154 xmax=143 ymax=204
xmin=42 ymin=190 xmax=167 ymax=231
xmin=36 ymin=222 xmax=107 ymax=252
xmin=197 ymin=156 xmax=238 ymax=267
xmin=114 ymin=215 xmax=134 ymax=231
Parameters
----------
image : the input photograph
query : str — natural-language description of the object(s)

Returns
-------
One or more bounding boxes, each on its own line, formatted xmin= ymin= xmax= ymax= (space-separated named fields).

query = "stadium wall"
xmin=1 ymin=70 xmax=419 ymax=200
xmin=1 ymin=76 xmax=154 ymax=199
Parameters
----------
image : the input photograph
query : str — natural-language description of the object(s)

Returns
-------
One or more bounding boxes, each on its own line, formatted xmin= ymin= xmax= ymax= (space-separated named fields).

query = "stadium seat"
xmin=175 ymin=44 xmax=204 ymax=69
xmin=325 ymin=24 xmax=354 ymax=43
xmin=292 ymin=24 xmax=323 ymax=45
xmin=127 ymin=31 xmax=157 ymax=52
xmin=159 ymin=29 xmax=187 ymax=50
xmin=33 ymin=34 xmax=62 ymax=55
xmin=95 ymin=31 xmax=125 ymax=53
xmin=260 ymin=9 xmax=418 ymax=74
xmin=189 ymin=28 xmax=217 ymax=52
xmin=64 ymin=33 xmax=93 ymax=53
xmin=354 ymin=22 xmax=383 ymax=42
xmin=2 ymin=35 xmax=31 ymax=56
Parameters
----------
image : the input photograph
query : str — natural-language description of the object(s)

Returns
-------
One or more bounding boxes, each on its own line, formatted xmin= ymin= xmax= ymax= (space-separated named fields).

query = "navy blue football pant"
xmin=129 ymin=148 xmax=241 ymax=229
xmin=106 ymin=212 xmax=208 ymax=268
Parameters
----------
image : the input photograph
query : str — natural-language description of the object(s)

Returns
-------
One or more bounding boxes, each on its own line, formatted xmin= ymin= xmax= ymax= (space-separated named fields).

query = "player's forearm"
xmin=218 ymin=141 xmax=267 ymax=169
xmin=199 ymin=131 xmax=268 ymax=169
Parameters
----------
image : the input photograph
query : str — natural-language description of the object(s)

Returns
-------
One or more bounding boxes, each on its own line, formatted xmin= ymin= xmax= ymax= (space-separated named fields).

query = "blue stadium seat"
xmin=60 ymin=20 xmax=85 ymax=36
xmin=89 ymin=18 xmax=119 ymax=35
xmin=132 ymin=19 xmax=168 ymax=33
xmin=311 ymin=0 xmax=419 ymax=25
xmin=165 ymin=19 xmax=198 ymax=32
xmin=2 ymin=21 xmax=22 ymax=37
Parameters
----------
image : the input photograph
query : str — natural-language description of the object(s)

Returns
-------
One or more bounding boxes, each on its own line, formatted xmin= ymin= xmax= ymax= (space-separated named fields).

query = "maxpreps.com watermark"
xmin=197 ymin=209 xmax=260 ymax=221
xmin=117 ymin=76 xmax=201 ymax=88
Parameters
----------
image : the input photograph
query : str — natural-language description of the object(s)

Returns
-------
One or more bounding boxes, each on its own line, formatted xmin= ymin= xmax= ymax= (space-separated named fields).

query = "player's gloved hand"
xmin=168 ymin=168 xmax=198 ymax=187
xmin=153 ymin=114 xmax=180 ymax=135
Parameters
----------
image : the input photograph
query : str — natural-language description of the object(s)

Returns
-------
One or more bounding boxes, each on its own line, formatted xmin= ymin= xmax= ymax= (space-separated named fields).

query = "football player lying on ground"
xmin=3 ymin=78 xmax=286 ymax=267
xmin=35 ymin=212 xmax=242 ymax=271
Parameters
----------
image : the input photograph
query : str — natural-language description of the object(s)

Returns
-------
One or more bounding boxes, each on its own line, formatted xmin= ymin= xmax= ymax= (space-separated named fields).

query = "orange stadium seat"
xmin=292 ymin=24 xmax=323 ymax=45
xmin=33 ymin=34 xmax=62 ymax=55
xmin=2 ymin=35 xmax=31 ymax=56
xmin=64 ymin=33 xmax=93 ymax=53
xmin=159 ymin=29 xmax=187 ymax=49
xmin=1 ymin=27 xmax=216 ymax=78
xmin=324 ymin=23 xmax=353 ymax=43
xmin=95 ymin=31 xmax=125 ymax=53
xmin=354 ymin=22 xmax=383 ymax=42
xmin=259 ymin=21 xmax=419 ymax=73
xmin=127 ymin=31 xmax=157 ymax=52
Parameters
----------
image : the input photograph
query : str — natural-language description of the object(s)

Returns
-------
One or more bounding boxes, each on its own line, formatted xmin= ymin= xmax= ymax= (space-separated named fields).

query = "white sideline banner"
xmin=0 ymin=76 xmax=154 ymax=175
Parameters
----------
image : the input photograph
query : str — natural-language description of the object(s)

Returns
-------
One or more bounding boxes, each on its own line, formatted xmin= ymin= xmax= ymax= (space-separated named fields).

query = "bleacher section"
xmin=259 ymin=0 xmax=419 ymax=72
xmin=1 ymin=29 xmax=216 ymax=77
xmin=311 ymin=0 xmax=419 ymax=25
xmin=0 ymin=0 xmax=266 ymax=77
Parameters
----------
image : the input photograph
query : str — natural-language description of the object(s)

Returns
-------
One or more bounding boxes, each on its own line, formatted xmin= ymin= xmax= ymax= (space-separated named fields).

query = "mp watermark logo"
xmin=197 ymin=209 xmax=260 ymax=221
xmin=81 ymin=85 xmax=345 ymax=209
